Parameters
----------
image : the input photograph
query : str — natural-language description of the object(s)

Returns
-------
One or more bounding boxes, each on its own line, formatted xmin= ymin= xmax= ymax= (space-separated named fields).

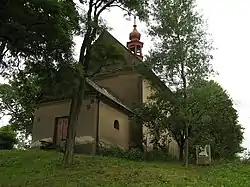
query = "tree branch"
xmin=110 ymin=3 xmax=131 ymax=15
xmin=0 ymin=41 xmax=7 ymax=64
xmin=96 ymin=0 xmax=116 ymax=17
xmin=86 ymin=64 xmax=104 ymax=77
xmin=93 ymin=0 xmax=103 ymax=9
xmin=78 ymin=0 xmax=94 ymax=66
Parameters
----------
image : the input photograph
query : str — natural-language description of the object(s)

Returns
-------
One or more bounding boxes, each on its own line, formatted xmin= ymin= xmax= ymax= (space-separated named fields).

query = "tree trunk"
xmin=63 ymin=77 xmax=86 ymax=167
xmin=179 ymin=143 xmax=184 ymax=161
xmin=0 ymin=41 xmax=7 ymax=64
xmin=62 ymin=1 xmax=95 ymax=167
xmin=62 ymin=0 xmax=120 ymax=168
xmin=180 ymin=59 xmax=188 ymax=167
xmin=184 ymin=130 xmax=188 ymax=167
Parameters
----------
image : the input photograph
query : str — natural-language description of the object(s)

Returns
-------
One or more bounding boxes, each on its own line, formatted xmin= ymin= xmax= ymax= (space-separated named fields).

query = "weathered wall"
xmin=142 ymin=79 xmax=155 ymax=151
xmin=142 ymin=79 xmax=180 ymax=159
xmin=32 ymin=98 xmax=98 ymax=153
xmin=142 ymin=79 xmax=155 ymax=103
xmin=94 ymin=72 xmax=143 ymax=149
xmin=98 ymin=101 xmax=130 ymax=149
xmin=94 ymin=73 xmax=141 ymax=108
xmin=32 ymin=99 xmax=70 ymax=142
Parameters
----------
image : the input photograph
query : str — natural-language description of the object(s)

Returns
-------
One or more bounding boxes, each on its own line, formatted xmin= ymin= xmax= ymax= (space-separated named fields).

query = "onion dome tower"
xmin=127 ymin=16 xmax=144 ymax=60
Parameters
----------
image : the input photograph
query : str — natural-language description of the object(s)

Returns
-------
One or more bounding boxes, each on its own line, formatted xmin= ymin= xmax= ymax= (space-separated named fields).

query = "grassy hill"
xmin=0 ymin=150 xmax=249 ymax=187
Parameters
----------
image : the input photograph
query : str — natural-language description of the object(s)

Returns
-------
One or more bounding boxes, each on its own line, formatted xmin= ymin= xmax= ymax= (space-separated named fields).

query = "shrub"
xmin=98 ymin=145 xmax=143 ymax=161
xmin=98 ymin=143 xmax=173 ymax=162
xmin=144 ymin=149 xmax=171 ymax=161
xmin=0 ymin=125 xmax=17 ymax=150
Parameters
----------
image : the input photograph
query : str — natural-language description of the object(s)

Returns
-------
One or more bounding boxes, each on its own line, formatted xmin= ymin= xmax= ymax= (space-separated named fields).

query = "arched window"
xmin=114 ymin=120 xmax=119 ymax=130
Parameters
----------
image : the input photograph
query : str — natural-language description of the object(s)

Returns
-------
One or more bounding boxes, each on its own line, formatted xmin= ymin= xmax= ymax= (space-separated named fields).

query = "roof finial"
xmin=133 ymin=15 xmax=136 ymax=26
xmin=129 ymin=14 xmax=141 ymax=41
xmin=127 ymin=14 xmax=144 ymax=60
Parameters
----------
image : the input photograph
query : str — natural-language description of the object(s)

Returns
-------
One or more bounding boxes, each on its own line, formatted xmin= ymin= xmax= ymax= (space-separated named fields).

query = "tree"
xmin=146 ymin=0 xmax=214 ymax=166
xmin=133 ymin=79 xmax=244 ymax=162
xmin=186 ymin=80 xmax=244 ymax=159
xmin=0 ymin=0 xmax=80 ymax=146
xmin=0 ymin=125 xmax=17 ymax=150
xmin=0 ymin=72 xmax=41 ymax=136
xmin=63 ymin=0 xmax=149 ymax=167
xmin=0 ymin=0 xmax=79 ymax=75
xmin=132 ymin=101 xmax=171 ymax=152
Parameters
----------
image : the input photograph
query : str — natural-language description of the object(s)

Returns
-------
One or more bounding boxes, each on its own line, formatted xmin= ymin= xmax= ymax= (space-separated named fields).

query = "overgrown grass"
xmin=0 ymin=150 xmax=250 ymax=186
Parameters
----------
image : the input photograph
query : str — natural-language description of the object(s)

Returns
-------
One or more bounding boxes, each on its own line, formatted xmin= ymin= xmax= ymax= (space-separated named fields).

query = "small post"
xmin=196 ymin=145 xmax=199 ymax=165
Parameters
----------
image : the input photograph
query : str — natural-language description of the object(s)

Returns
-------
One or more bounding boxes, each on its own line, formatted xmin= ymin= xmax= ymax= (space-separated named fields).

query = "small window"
xmin=114 ymin=120 xmax=119 ymax=130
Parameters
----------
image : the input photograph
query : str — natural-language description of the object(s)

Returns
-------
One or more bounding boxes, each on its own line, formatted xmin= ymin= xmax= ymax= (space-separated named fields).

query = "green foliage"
xmin=1 ymin=150 xmax=250 ymax=186
xmin=145 ymin=0 xmax=215 ymax=164
xmin=118 ymin=0 xmax=149 ymax=20
xmin=187 ymin=80 xmax=244 ymax=160
xmin=98 ymin=146 xmax=144 ymax=161
xmin=0 ymin=0 xmax=80 ymax=75
xmin=146 ymin=0 xmax=214 ymax=87
xmin=88 ymin=36 xmax=125 ymax=75
xmin=0 ymin=125 xmax=17 ymax=149
xmin=133 ymin=80 xmax=244 ymax=161
xmin=133 ymin=102 xmax=172 ymax=151
xmin=98 ymin=146 xmax=171 ymax=162
xmin=0 ymin=72 xmax=41 ymax=136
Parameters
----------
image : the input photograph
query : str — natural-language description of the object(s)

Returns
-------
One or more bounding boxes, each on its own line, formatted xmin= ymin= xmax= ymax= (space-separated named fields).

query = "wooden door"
xmin=55 ymin=117 xmax=68 ymax=145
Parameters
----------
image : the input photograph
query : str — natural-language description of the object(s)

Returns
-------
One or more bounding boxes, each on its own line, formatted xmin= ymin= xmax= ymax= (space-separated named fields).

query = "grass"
xmin=0 ymin=150 xmax=250 ymax=186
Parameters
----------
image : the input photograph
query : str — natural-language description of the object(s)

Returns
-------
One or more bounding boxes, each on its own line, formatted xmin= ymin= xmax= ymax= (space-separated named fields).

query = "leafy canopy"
xmin=0 ymin=72 xmax=41 ymax=136
xmin=187 ymin=80 xmax=244 ymax=159
xmin=0 ymin=0 xmax=80 ymax=74
xmin=146 ymin=0 xmax=214 ymax=88
xmin=133 ymin=80 xmax=244 ymax=160
xmin=143 ymin=0 xmax=215 ymax=164
xmin=0 ymin=125 xmax=17 ymax=150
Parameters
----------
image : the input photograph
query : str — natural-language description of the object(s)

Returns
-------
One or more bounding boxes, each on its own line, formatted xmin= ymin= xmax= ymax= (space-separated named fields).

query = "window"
xmin=114 ymin=120 xmax=119 ymax=130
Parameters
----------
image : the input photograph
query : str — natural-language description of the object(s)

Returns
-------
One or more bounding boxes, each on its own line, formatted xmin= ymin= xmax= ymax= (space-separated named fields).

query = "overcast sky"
xmin=1 ymin=0 xmax=250 ymax=149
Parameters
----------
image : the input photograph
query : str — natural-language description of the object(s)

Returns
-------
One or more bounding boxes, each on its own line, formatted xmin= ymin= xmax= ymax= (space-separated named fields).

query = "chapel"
xmin=31 ymin=17 xmax=180 ymax=159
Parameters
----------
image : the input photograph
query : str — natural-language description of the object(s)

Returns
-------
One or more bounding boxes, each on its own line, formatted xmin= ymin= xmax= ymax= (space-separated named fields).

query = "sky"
xmin=1 ymin=0 xmax=250 ymax=149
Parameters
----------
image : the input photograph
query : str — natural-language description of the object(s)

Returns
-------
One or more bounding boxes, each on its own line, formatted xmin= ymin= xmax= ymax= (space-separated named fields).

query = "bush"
xmin=97 ymin=144 xmax=173 ymax=162
xmin=0 ymin=125 xmax=17 ymax=150
xmin=98 ymin=145 xmax=143 ymax=161
xmin=144 ymin=149 xmax=171 ymax=161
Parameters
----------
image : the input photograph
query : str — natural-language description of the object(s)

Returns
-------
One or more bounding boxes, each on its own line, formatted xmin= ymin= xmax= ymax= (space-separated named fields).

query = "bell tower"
xmin=127 ymin=16 xmax=144 ymax=60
